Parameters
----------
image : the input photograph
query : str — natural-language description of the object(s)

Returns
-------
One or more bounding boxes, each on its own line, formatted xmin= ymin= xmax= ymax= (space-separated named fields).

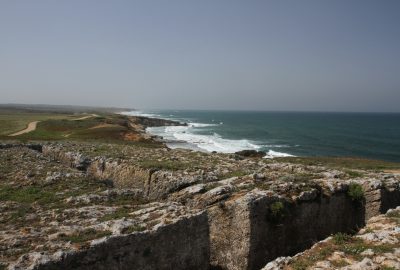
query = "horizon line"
xmin=1 ymin=103 xmax=400 ymax=114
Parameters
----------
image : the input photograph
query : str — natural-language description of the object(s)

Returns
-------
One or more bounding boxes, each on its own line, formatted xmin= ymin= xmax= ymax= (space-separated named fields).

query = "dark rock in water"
xmin=235 ymin=150 xmax=265 ymax=158
xmin=132 ymin=116 xmax=187 ymax=128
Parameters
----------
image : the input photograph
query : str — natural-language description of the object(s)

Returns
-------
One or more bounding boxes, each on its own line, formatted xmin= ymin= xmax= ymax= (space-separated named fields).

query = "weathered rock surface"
xmin=1 ymin=143 xmax=400 ymax=270
xmin=262 ymin=207 xmax=400 ymax=270
xmin=8 ymin=210 xmax=209 ymax=270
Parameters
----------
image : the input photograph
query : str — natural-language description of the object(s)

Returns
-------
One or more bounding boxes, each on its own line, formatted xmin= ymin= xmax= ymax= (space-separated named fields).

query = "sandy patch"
xmin=88 ymin=123 xmax=119 ymax=130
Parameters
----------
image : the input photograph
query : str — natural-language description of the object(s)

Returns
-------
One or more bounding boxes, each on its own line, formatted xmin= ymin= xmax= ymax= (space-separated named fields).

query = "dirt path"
xmin=7 ymin=114 xmax=98 ymax=137
xmin=71 ymin=114 xmax=98 ymax=121
xmin=8 ymin=121 xmax=40 ymax=136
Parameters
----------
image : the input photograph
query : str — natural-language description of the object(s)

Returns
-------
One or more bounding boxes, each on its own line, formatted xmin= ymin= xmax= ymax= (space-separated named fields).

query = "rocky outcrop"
xmin=263 ymin=207 xmax=400 ymax=270
xmin=235 ymin=150 xmax=266 ymax=158
xmin=362 ymin=179 xmax=400 ymax=220
xmin=129 ymin=116 xmax=186 ymax=128
xmin=8 ymin=211 xmax=209 ymax=270
xmin=87 ymin=157 xmax=150 ymax=189
xmin=248 ymin=190 xmax=364 ymax=270
xmin=2 ymin=143 xmax=400 ymax=270
xmin=208 ymin=192 xmax=253 ymax=270
xmin=208 ymin=187 xmax=365 ymax=270
xmin=0 ymin=143 xmax=42 ymax=152
xmin=42 ymin=145 xmax=91 ymax=171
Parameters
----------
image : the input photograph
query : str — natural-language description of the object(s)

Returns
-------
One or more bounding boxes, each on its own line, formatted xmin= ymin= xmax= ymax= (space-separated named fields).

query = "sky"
xmin=1 ymin=0 xmax=400 ymax=112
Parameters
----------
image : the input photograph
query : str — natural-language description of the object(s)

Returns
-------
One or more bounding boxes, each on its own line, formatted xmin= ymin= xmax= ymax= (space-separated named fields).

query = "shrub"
xmin=332 ymin=232 xmax=351 ymax=245
xmin=347 ymin=183 xmax=364 ymax=201
xmin=345 ymin=170 xmax=364 ymax=178
xmin=267 ymin=201 xmax=286 ymax=223
xmin=121 ymin=225 xmax=146 ymax=234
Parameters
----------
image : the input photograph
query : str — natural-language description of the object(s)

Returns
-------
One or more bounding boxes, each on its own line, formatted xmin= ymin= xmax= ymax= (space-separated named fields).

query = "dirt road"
xmin=9 ymin=121 xmax=40 ymax=136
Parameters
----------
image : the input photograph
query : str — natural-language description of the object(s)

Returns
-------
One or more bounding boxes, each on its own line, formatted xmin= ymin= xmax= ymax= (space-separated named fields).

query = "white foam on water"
xmin=147 ymin=124 xmax=262 ymax=153
xmin=122 ymin=111 xmax=295 ymax=157
xmin=264 ymin=150 xmax=295 ymax=158
xmin=261 ymin=144 xmax=291 ymax=148
xmin=189 ymin=123 xmax=219 ymax=128
xmin=121 ymin=111 xmax=162 ymax=118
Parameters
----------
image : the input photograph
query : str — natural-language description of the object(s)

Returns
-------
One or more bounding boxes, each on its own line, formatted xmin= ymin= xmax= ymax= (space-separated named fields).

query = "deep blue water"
xmin=125 ymin=110 xmax=400 ymax=162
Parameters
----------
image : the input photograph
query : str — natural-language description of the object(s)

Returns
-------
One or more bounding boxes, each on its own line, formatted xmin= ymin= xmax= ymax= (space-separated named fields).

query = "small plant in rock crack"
xmin=332 ymin=232 xmax=352 ymax=245
xmin=267 ymin=201 xmax=286 ymax=224
xmin=347 ymin=183 xmax=364 ymax=202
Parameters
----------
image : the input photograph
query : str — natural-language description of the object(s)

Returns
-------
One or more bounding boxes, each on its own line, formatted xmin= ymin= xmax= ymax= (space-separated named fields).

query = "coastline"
xmin=121 ymin=110 xmax=400 ymax=162
xmin=121 ymin=111 xmax=295 ymax=158
xmin=1 ymin=107 xmax=400 ymax=270
xmin=121 ymin=111 xmax=204 ymax=152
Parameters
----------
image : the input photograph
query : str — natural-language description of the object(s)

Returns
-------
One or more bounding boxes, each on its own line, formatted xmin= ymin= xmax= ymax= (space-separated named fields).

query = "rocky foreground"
xmin=263 ymin=207 xmax=400 ymax=270
xmin=0 ymin=140 xmax=400 ymax=270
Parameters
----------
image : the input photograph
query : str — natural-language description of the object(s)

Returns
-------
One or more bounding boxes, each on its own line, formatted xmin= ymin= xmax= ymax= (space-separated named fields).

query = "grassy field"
xmin=0 ymin=110 xmax=81 ymax=136
xmin=0 ymin=109 xmax=162 ymax=147
xmin=275 ymin=156 xmax=400 ymax=171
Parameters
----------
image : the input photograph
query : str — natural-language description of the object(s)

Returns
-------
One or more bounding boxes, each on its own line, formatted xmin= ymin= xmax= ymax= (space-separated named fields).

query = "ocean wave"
xmin=148 ymin=125 xmax=262 ymax=153
xmin=189 ymin=123 xmax=219 ymax=127
xmin=124 ymin=111 xmax=295 ymax=157
xmin=174 ymin=132 xmax=261 ymax=153
xmin=121 ymin=111 xmax=161 ymax=118
xmin=261 ymin=144 xmax=291 ymax=148
xmin=264 ymin=150 xmax=295 ymax=158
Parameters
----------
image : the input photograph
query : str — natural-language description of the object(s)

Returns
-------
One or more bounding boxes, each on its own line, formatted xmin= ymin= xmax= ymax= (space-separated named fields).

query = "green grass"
xmin=16 ymin=118 xmax=105 ymax=140
xmin=275 ymin=156 xmax=400 ymax=172
xmin=278 ymin=172 xmax=319 ymax=183
xmin=332 ymin=232 xmax=352 ymax=245
xmin=137 ymin=159 xmax=189 ymax=171
xmin=345 ymin=170 xmax=364 ymax=178
xmin=331 ymin=259 xmax=349 ymax=267
xmin=0 ymin=112 xmax=82 ymax=136
xmin=0 ymin=111 xmax=163 ymax=147
xmin=289 ymin=235 xmax=396 ymax=269
xmin=59 ymin=228 xmax=111 ymax=243
xmin=381 ymin=267 xmax=397 ymax=270
xmin=6 ymin=204 xmax=31 ymax=223
xmin=121 ymin=225 xmax=146 ymax=234
xmin=0 ymin=186 xmax=56 ymax=204
xmin=220 ymin=170 xmax=249 ymax=179
xmin=0 ymin=176 xmax=110 ymax=210
xmin=100 ymin=208 xmax=132 ymax=222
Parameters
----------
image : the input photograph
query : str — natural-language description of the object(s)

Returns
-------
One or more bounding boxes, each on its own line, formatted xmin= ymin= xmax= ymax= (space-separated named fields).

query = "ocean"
xmin=123 ymin=110 xmax=400 ymax=162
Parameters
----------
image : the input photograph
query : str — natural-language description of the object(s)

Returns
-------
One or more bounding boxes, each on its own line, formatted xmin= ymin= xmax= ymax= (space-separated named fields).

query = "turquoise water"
xmin=125 ymin=110 xmax=400 ymax=162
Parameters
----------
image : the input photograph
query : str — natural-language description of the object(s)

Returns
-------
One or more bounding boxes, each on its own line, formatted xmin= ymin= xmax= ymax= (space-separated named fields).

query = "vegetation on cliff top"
xmin=276 ymin=156 xmax=400 ymax=172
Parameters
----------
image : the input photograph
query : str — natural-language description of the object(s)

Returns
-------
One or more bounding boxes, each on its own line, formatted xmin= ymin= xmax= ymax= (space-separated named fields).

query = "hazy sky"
xmin=1 ymin=0 xmax=400 ymax=112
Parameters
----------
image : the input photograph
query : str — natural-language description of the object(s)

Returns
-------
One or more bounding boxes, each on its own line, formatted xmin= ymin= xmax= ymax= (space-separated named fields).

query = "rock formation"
xmin=1 ymin=143 xmax=400 ymax=270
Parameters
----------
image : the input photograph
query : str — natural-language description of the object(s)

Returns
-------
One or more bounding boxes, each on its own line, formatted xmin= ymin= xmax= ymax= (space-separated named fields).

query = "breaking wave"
xmin=122 ymin=110 xmax=295 ymax=157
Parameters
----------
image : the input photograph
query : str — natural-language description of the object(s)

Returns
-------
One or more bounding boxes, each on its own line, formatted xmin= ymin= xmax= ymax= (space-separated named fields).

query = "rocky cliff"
xmin=1 ymin=143 xmax=400 ymax=270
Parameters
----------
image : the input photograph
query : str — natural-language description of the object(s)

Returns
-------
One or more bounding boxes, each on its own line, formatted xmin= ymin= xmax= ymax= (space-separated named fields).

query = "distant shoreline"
xmin=121 ymin=110 xmax=400 ymax=162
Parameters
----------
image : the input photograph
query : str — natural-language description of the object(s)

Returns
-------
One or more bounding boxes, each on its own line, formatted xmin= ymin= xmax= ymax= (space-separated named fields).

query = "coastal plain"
xmin=1 ymin=106 xmax=400 ymax=270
